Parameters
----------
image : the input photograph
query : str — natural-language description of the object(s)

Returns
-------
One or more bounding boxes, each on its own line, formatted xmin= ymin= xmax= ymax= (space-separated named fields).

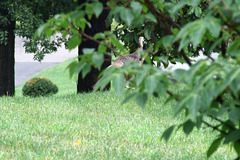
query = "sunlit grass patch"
xmin=0 ymin=59 xmax=236 ymax=159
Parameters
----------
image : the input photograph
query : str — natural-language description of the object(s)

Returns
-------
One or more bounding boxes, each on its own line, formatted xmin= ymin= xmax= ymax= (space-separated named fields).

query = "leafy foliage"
xmin=35 ymin=0 xmax=240 ymax=158
xmin=22 ymin=77 xmax=58 ymax=97
xmin=1 ymin=0 xmax=78 ymax=61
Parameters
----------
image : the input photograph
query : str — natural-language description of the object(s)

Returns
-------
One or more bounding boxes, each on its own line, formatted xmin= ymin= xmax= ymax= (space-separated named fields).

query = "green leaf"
xmin=191 ymin=0 xmax=201 ymax=7
xmin=83 ymin=48 xmax=95 ymax=54
xmin=194 ymin=6 xmax=202 ymax=17
xmin=93 ymin=33 xmax=105 ymax=39
xmin=112 ymin=74 xmax=125 ymax=96
xmin=85 ymin=3 xmax=94 ymax=19
xmin=71 ymin=10 xmax=85 ymax=20
xmin=162 ymin=35 xmax=174 ymax=50
xmin=131 ymin=1 xmax=142 ymax=15
xmin=172 ymin=69 xmax=186 ymax=81
xmin=133 ymin=15 xmax=145 ymax=26
xmin=111 ymin=37 xmax=127 ymax=53
xmin=76 ymin=18 xmax=89 ymax=32
xmin=92 ymin=54 xmax=104 ymax=70
xmin=191 ymin=25 xmax=206 ymax=48
xmin=175 ymin=20 xmax=206 ymax=50
xmin=94 ymin=74 xmax=115 ymax=91
xmin=109 ymin=6 xmax=125 ymax=15
xmin=183 ymin=119 xmax=195 ymax=135
xmin=144 ymin=28 xmax=151 ymax=39
xmin=36 ymin=24 xmax=46 ymax=37
xmin=171 ymin=1 xmax=188 ymax=14
xmin=82 ymin=64 xmax=91 ymax=78
xmin=227 ymin=38 xmax=240 ymax=57
xmin=224 ymin=130 xmax=240 ymax=144
xmin=136 ymin=72 xmax=147 ymax=86
xmin=225 ymin=0 xmax=233 ymax=7
xmin=145 ymin=13 xmax=157 ymax=23
xmin=120 ymin=8 xmax=134 ymax=26
xmin=68 ymin=35 xmax=82 ymax=50
xmin=209 ymin=0 xmax=221 ymax=9
xmin=229 ymin=108 xmax=240 ymax=124
xmin=219 ymin=68 xmax=240 ymax=93
xmin=187 ymin=94 xmax=201 ymax=119
xmin=164 ymin=95 xmax=176 ymax=105
xmin=121 ymin=92 xmax=137 ymax=104
xmin=196 ymin=116 xmax=202 ymax=129
xmin=178 ymin=38 xmax=191 ymax=51
xmin=161 ymin=125 xmax=175 ymax=142
xmin=145 ymin=75 xmax=157 ymax=95
xmin=184 ymin=60 xmax=207 ymax=84
xmin=97 ymin=45 xmax=107 ymax=53
xmin=230 ymin=77 xmax=240 ymax=98
xmin=175 ymin=94 xmax=193 ymax=116
xmin=154 ymin=80 xmax=167 ymax=95
xmin=93 ymin=2 xmax=103 ymax=18
xmin=75 ymin=62 xmax=87 ymax=76
xmin=207 ymin=137 xmax=223 ymax=158
xmin=204 ymin=16 xmax=221 ymax=38
xmin=67 ymin=61 xmax=79 ymax=79
xmin=234 ymin=142 xmax=240 ymax=157
xmin=136 ymin=92 xmax=148 ymax=108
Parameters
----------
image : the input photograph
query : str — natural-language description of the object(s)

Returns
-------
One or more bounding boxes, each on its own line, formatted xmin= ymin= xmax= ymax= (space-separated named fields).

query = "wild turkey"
xmin=107 ymin=36 xmax=144 ymax=68
xmin=93 ymin=37 xmax=144 ymax=89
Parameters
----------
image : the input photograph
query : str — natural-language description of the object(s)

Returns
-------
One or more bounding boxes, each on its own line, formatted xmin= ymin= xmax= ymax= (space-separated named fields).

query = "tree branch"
xmin=206 ymin=114 xmax=236 ymax=131
xmin=166 ymin=87 xmax=235 ymax=134
xmin=202 ymin=120 xmax=227 ymax=135
xmin=140 ymin=0 xmax=192 ymax=66
xmin=75 ymin=26 xmax=123 ymax=56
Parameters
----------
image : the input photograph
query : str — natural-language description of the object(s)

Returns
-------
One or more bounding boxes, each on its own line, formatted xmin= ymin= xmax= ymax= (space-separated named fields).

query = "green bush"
xmin=22 ymin=77 xmax=58 ymax=97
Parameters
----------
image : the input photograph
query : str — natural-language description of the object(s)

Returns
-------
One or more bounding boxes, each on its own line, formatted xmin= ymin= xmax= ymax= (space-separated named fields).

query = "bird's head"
xmin=139 ymin=37 xmax=144 ymax=48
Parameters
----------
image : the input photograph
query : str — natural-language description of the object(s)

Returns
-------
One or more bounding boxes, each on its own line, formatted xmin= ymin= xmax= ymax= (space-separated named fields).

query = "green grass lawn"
xmin=0 ymin=58 xmax=236 ymax=159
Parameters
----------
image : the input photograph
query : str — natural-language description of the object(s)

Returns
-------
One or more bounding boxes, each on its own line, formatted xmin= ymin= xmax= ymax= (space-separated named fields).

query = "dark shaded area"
xmin=0 ymin=7 xmax=15 ymax=96
xmin=77 ymin=0 xmax=111 ymax=93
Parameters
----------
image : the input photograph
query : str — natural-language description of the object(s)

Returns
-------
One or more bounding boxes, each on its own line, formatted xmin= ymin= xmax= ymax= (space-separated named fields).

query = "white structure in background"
xmin=15 ymin=36 xmax=78 ymax=62
xmin=162 ymin=52 xmax=219 ymax=71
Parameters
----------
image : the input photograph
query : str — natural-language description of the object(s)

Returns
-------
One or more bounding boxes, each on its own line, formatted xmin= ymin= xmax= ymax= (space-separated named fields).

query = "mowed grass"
xmin=0 ymin=58 xmax=236 ymax=159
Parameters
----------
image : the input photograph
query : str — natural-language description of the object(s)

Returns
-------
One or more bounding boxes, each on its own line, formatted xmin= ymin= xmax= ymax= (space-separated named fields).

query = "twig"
xmin=167 ymin=90 xmax=175 ymax=98
xmin=166 ymin=87 xmax=234 ymax=134
xmin=221 ymin=0 xmax=229 ymax=10
xmin=73 ymin=25 xmax=122 ymax=56
xmin=202 ymin=120 xmax=227 ymax=135
xmin=206 ymin=114 xmax=236 ymax=131
xmin=208 ymin=55 xmax=215 ymax=61
xmin=78 ymin=29 xmax=101 ymax=45
xmin=140 ymin=51 xmax=148 ymax=65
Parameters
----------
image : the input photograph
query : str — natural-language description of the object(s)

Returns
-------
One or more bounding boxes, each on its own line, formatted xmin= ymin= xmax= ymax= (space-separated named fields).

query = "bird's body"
xmin=108 ymin=37 xmax=144 ymax=68
xmin=93 ymin=37 xmax=144 ymax=89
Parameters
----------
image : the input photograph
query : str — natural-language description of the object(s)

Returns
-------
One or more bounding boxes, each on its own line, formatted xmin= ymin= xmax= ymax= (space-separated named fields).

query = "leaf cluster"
xmin=35 ymin=0 xmax=240 ymax=158
xmin=0 ymin=0 xmax=78 ymax=61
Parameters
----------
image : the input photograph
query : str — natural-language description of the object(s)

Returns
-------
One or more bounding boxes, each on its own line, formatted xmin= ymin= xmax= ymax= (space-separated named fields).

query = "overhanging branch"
xmin=140 ymin=0 xmax=192 ymax=66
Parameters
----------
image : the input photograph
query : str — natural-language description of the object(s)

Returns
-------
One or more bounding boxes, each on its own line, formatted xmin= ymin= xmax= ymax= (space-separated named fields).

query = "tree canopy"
xmin=0 ymin=0 xmax=79 ymax=96
xmin=1 ymin=0 xmax=78 ymax=61
xmin=35 ymin=0 xmax=240 ymax=158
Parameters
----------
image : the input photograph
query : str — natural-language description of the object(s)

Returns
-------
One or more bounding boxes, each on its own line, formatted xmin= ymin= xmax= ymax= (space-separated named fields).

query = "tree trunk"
xmin=77 ymin=0 xmax=111 ymax=93
xmin=0 ymin=7 xmax=15 ymax=96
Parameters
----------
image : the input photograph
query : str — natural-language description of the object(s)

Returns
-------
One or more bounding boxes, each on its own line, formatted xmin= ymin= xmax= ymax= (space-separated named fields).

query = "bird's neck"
xmin=138 ymin=39 xmax=143 ymax=50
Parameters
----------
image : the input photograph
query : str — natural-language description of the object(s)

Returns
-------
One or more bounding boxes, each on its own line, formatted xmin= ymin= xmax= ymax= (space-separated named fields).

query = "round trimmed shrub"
xmin=22 ymin=77 xmax=58 ymax=97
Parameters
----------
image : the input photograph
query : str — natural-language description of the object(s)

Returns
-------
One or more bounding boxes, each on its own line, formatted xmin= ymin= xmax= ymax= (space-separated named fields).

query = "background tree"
xmin=0 ymin=0 xmax=77 ymax=96
xmin=37 ymin=0 xmax=240 ymax=158
xmin=2 ymin=0 xmax=110 ymax=95
xmin=0 ymin=3 xmax=15 ymax=96
xmin=77 ymin=0 xmax=111 ymax=92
